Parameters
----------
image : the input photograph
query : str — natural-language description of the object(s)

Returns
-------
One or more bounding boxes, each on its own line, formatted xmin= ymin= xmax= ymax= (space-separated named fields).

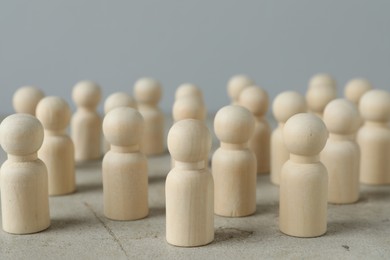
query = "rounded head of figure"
xmin=306 ymin=84 xmax=337 ymax=114
xmin=173 ymin=97 xmax=206 ymax=121
xmin=72 ymin=80 xmax=102 ymax=108
xmin=238 ymin=86 xmax=269 ymax=117
xmin=175 ymin=83 xmax=203 ymax=101
xmin=344 ymin=78 xmax=373 ymax=105
xmin=13 ymin=86 xmax=45 ymax=115
xmin=283 ymin=113 xmax=328 ymax=156
xmin=214 ymin=105 xmax=255 ymax=145
xmin=323 ymin=99 xmax=360 ymax=135
xmin=359 ymin=89 xmax=390 ymax=123
xmin=103 ymin=107 xmax=144 ymax=147
xmin=104 ymin=92 xmax=137 ymax=114
xmin=0 ymin=113 xmax=44 ymax=156
xmin=227 ymin=75 xmax=254 ymax=103
xmin=168 ymin=119 xmax=211 ymax=163
xmin=134 ymin=77 xmax=162 ymax=105
xmin=308 ymin=73 xmax=336 ymax=90
xmin=272 ymin=91 xmax=307 ymax=124
xmin=36 ymin=96 xmax=71 ymax=132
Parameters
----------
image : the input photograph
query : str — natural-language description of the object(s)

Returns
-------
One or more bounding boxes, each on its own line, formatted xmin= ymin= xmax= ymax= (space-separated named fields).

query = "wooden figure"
xmin=279 ymin=113 xmax=328 ymax=238
xmin=344 ymin=78 xmax=373 ymax=105
xmin=166 ymin=119 xmax=213 ymax=247
xmin=212 ymin=105 xmax=256 ymax=217
xmin=104 ymin=92 xmax=137 ymax=113
xmin=71 ymin=80 xmax=102 ymax=162
xmin=134 ymin=78 xmax=164 ymax=155
xmin=306 ymin=73 xmax=337 ymax=119
xmin=12 ymin=86 xmax=44 ymax=116
xmin=358 ymin=89 xmax=390 ymax=185
xmin=321 ymin=99 xmax=360 ymax=204
xmin=238 ymin=86 xmax=270 ymax=174
xmin=271 ymin=91 xmax=307 ymax=185
xmin=227 ymin=75 xmax=254 ymax=105
xmin=103 ymin=92 xmax=137 ymax=152
xmin=36 ymin=96 xmax=76 ymax=196
xmin=172 ymin=97 xmax=206 ymax=122
xmin=0 ymin=114 xmax=50 ymax=234
xmin=344 ymin=78 xmax=373 ymax=128
xmin=102 ymin=107 xmax=148 ymax=220
xmin=175 ymin=83 xmax=204 ymax=101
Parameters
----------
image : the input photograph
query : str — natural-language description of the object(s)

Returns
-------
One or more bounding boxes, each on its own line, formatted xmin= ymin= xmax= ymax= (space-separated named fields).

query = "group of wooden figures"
xmin=0 ymin=74 xmax=389 ymax=247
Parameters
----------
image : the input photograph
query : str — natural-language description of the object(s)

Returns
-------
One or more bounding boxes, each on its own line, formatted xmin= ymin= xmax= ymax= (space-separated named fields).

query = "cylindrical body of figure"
xmin=270 ymin=126 xmax=288 ymax=185
xmin=212 ymin=147 xmax=256 ymax=216
xmin=103 ymin=149 xmax=148 ymax=220
xmin=321 ymin=137 xmax=360 ymax=203
xmin=250 ymin=117 xmax=271 ymax=174
xmin=71 ymin=110 xmax=102 ymax=161
xmin=358 ymin=124 xmax=390 ymax=184
xmin=38 ymin=133 xmax=75 ymax=195
xmin=138 ymin=104 xmax=165 ymax=155
xmin=166 ymin=165 xmax=214 ymax=246
xmin=279 ymin=158 xmax=328 ymax=237
xmin=1 ymin=158 xmax=50 ymax=234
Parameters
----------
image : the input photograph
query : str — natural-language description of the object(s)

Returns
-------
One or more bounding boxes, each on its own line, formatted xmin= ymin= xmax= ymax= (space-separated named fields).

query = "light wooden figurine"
xmin=344 ymin=78 xmax=373 ymax=127
xmin=321 ymin=99 xmax=360 ymax=204
xmin=0 ymin=114 xmax=50 ymax=234
xmin=175 ymin=83 xmax=204 ymax=101
xmin=172 ymin=97 xmax=206 ymax=122
xmin=238 ymin=86 xmax=270 ymax=174
xmin=279 ymin=113 xmax=328 ymax=237
xmin=171 ymin=95 xmax=207 ymax=168
xmin=103 ymin=92 xmax=137 ymax=152
xmin=358 ymin=89 xmax=390 ymax=185
xmin=227 ymin=75 xmax=254 ymax=105
xmin=306 ymin=73 xmax=337 ymax=119
xmin=71 ymin=80 xmax=102 ymax=162
xmin=271 ymin=91 xmax=307 ymax=185
xmin=212 ymin=105 xmax=256 ymax=217
xmin=36 ymin=96 xmax=76 ymax=196
xmin=134 ymin=78 xmax=164 ymax=155
xmin=344 ymin=78 xmax=373 ymax=105
xmin=166 ymin=119 xmax=213 ymax=247
xmin=13 ymin=86 xmax=44 ymax=116
xmin=102 ymin=107 xmax=148 ymax=220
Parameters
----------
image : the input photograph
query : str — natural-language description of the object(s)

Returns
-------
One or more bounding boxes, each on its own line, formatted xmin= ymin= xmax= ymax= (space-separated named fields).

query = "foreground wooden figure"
xmin=321 ymin=99 xmax=360 ymax=204
xmin=0 ymin=114 xmax=50 ymax=234
xmin=71 ymin=81 xmax=102 ymax=162
xmin=279 ymin=113 xmax=328 ymax=238
xmin=36 ymin=96 xmax=76 ymax=196
xmin=213 ymin=105 xmax=256 ymax=217
xmin=270 ymin=91 xmax=307 ymax=185
xmin=102 ymin=107 xmax=148 ymax=220
xmin=166 ymin=119 xmax=214 ymax=247
xmin=358 ymin=89 xmax=390 ymax=185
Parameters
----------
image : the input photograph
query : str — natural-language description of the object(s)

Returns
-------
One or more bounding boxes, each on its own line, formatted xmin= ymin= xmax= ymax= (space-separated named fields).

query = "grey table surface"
xmin=0 ymin=116 xmax=389 ymax=260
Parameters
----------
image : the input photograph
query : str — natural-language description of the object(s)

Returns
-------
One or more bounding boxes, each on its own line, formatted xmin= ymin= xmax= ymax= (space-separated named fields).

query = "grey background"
xmin=1 ymin=0 xmax=390 ymax=114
